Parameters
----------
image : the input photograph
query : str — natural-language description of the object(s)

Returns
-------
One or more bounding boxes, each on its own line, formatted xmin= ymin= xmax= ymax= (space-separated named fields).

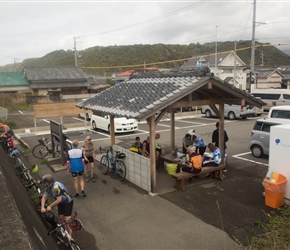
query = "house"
xmin=24 ymin=66 xmax=91 ymax=101
xmin=277 ymin=66 xmax=290 ymax=89
xmin=181 ymin=51 xmax=247 ymax=90
xmin=253 ymin=70 xmax=284 ymax=89
xmin=0 ymin=72 xmax=30 ymax=93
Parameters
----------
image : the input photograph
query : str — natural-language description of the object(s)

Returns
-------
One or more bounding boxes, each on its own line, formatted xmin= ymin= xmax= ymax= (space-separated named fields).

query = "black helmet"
xmin=42 ymin=174 xmax=54 ymax=186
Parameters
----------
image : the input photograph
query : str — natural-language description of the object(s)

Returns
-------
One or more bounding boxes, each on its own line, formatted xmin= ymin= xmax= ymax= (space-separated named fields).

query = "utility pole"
xmin=74 ymin=37 xmax=80 ymax=66
xmin=215 ymin=25 xmax=218 ymax=68
xmin=249 ymin=0 xmax=257 ymax=91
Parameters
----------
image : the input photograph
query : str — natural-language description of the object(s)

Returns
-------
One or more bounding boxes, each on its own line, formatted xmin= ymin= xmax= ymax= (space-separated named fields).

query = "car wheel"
xmin=251 ymin=145 xmax=263 ymax=158
xmin=205 ymin=110 xmax=212 ymax=118
xmin=92 ymin=121 xmax=97 ymax=130
xmin=228 ymin=111 xmax=236 ymax=120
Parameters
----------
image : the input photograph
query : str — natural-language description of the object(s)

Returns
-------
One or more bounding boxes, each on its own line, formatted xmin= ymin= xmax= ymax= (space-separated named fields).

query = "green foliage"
xmin=245 ymin=205 xmax=290 ymax=249
xmin=1 ymin=41 xmax=289 ymax=75
xmin=0 ymin=118 xmax=17 ymax=129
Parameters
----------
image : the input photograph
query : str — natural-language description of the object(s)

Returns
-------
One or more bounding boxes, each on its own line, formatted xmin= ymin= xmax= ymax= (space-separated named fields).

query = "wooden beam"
xmin=110 ymin=115 xmax=115 ymax=146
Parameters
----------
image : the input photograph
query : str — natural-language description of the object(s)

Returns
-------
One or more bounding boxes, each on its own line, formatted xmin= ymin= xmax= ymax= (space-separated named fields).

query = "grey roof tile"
xmin=76 ymin=70 xmax=264 ymax=121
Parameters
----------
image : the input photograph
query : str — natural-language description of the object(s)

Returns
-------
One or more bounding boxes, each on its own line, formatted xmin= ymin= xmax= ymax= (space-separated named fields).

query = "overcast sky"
xmin=1 ymin=0 xmax=289 ymax=66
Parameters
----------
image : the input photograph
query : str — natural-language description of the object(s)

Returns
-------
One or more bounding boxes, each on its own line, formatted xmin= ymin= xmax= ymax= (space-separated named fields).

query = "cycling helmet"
xmin=42 ymin=174 xmax=54 ymax=187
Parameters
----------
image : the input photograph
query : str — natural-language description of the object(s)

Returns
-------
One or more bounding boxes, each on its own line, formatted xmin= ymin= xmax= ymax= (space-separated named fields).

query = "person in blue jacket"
xmin=67 ymin=140 xmax=86 ymax=198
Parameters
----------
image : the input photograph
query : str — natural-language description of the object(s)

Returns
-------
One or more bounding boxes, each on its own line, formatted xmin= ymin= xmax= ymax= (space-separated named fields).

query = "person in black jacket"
xmin=212 ymin=122 xmax=229 ymax=149
xmin=212 ymin=122 xmax=229 ymax=172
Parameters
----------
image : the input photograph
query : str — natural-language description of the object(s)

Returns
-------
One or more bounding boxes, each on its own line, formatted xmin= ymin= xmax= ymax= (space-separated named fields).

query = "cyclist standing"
xmin=41 ymin=174 xmax=73 ymax=235
xmin=67 ymin=140 xmax=86 ymax=198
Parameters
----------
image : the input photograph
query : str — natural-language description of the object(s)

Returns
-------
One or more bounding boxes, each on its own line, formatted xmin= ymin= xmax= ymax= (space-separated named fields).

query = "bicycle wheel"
xmin=114 ymin=160 xmax=126 ymax=181
xmin=69 ymin=240 xmax=83 ymax=250
xmin=32 ymin=144 xmax=49 ymax=159
xmin=99 ymin=155 xmax=109 ymax=175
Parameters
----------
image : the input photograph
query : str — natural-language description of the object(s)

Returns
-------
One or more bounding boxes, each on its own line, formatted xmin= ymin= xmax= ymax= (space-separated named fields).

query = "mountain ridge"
xmin=1 ymin=41 xmax=290 ymax=76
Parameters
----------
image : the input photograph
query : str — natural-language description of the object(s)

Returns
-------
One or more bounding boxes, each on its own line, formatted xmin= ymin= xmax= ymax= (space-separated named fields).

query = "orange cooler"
xmin=263 ymin=172 xmax=287 ymax=209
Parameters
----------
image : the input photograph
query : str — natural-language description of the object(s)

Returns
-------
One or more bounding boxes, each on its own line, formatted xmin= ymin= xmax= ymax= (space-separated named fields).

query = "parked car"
xmin=91 ymin=111 xmax=138 ymax=133
xmin=268 ymin=105 xmax=290 ymax=119
xmin=249 ymin=118 xmax=290 ymax=157
xmin=201 ymin=104 xmax=255 ymax=120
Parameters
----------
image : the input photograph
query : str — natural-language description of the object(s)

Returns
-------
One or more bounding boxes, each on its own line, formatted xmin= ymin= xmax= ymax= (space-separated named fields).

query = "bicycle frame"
xmin=99 ymin=147 xmax=127 ymax=181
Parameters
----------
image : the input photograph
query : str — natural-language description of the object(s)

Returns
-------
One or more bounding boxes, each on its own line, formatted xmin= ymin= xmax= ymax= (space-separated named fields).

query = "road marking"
xmin=73 ymin=117 xmax=86 ymax=122
xmin=42 ymin=119 xmax=50 ymax=123
xmin=33 ymin=227 xmax=46 ymax=247
xmin=232 ymin=152 xmax=268 ymax=166
xmin=18 ymin=110 xmax=23 ymax=114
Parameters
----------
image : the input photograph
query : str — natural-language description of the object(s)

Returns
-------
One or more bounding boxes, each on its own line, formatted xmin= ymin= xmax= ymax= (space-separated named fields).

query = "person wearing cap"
xmin=192 ymin=134 xmax=207 ymax=156
xmin=182 ymin=133 xmax=193 ymax=154
xmin=41 ymin=174 xmax=73 ymax=235
xmin=67 ymin=140 xmax=86 ymax=198
xmin=82 ymin=136 xmax=96 ymax=182
xmin=180 ymin=146 xmax=202 ymax=174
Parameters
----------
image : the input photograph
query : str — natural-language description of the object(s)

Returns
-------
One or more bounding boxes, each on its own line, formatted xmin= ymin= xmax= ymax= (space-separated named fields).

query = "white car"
xmin=91 ymin=111 xmax=138 ymax=133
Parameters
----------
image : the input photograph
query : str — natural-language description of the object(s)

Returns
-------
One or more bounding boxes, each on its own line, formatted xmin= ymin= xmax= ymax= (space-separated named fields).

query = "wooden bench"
xmin=172 ymin=165 xmax=225 ymax=191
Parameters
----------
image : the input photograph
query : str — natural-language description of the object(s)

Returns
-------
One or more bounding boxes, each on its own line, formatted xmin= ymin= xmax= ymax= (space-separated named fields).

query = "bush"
xmin=0 ymin=118 xmax=17 ymax=129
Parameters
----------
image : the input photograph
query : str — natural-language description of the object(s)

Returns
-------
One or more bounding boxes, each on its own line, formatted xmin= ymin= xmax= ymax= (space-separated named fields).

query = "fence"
xmin=0 ymin=106 xmax=8 ymax=120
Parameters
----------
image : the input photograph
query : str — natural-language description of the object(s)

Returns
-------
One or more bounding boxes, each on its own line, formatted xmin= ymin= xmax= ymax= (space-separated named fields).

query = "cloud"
xmin=0 ymin=1 xmax=289 ymax=66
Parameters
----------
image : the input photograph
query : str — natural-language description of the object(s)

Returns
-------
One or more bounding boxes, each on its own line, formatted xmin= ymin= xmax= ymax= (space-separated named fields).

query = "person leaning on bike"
xmin=41 ymin=174 xmax=74 ymax=235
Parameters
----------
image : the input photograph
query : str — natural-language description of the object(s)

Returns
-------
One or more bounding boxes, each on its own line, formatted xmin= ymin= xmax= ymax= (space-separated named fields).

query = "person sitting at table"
xmin=203 ymin=143 xmax=221 ymax=167
xmin=182 ymin=133 xmax=193 ymax=154
xmin=130 ymin=141 xmax=141 ymax=155
xmin=180 ymin=146 xmax=202 ymax=174
xmin=142 ymin=136 xmax=150 ymax=158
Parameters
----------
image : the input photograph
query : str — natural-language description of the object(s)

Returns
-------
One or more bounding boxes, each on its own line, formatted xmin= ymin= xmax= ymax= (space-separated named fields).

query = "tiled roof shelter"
xmin=77 ymin=69 xmax=264 ymax=193
xmin=77 ymin=69 xmax=263 ymax=121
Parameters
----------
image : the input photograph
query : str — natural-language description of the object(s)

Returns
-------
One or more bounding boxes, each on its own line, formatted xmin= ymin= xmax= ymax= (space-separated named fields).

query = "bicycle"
xmin=0 ymin=134 xmax=15 ymax=155
xmin=32 ymin=134 xmax=72 ymax=159
xmin=99 ymin=147 xmax=127 ymax=181
xmin=44 ymin=210 xmax=83 ymax=250
xmin=15 ymin=160 xmax=40 ymax=190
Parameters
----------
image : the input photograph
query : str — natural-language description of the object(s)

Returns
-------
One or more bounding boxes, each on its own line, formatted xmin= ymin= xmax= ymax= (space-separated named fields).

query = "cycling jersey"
xmin=44 ymin=181 xmax=73 ymax=204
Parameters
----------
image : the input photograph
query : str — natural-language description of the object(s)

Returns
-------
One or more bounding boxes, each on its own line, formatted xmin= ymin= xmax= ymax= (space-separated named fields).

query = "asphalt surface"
xmin=0 ymin=113 xmax=276 ymax=249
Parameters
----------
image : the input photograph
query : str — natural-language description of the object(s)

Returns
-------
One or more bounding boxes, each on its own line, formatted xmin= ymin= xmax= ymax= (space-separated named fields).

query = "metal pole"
xmin=250 ymin=0 xmax=257 ymax=91
xmin=215 ymin=25 xmax=218 ymax=68
xmin=74 ymin=37 xmax=78 ymax=66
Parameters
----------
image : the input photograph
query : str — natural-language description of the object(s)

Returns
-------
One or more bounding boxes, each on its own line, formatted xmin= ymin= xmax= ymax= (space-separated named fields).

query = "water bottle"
xmin=174 ymin=147 xmax=178 ymax=158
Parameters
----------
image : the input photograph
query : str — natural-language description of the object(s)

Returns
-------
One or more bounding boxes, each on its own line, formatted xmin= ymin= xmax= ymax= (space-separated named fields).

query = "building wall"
xmin=113 ymin=145 xmax=151 ymax=192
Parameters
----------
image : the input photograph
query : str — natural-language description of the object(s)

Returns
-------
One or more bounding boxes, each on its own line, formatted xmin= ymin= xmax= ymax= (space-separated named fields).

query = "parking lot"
xmin=9 ymin=111 xmax=274 ymax=248
xmin=14 ymin=111 xmax=269 ymax=168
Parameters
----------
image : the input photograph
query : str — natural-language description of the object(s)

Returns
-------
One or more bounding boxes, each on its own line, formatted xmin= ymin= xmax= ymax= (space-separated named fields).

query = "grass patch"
xmin=245 ymin=205 xmax=290 ymax=249
xmin=41 ymin=158 xmax=49 ymax=164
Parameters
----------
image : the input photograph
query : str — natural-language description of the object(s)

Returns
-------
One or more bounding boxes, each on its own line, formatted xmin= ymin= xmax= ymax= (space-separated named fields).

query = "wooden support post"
xmin=149 ymin=115 xmax=157 ymax=194
xmin=110 ymin=116 xmax=115 ymax=146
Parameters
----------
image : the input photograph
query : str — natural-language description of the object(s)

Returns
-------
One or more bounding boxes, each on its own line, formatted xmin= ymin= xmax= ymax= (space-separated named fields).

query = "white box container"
xmin=267 ymin=124 xmax=290 ymax=201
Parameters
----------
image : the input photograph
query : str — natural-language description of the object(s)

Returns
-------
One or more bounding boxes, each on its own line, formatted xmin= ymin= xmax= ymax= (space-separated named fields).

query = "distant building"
xmin=181 ymin=51 xmax=247 ymax=90
xmin=0 ymin=72 xmax=30 ymax=93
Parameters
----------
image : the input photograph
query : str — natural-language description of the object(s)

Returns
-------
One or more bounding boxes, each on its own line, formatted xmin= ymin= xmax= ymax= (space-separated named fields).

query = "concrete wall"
xmin=113 ymin=145 xmax=151 ymax=192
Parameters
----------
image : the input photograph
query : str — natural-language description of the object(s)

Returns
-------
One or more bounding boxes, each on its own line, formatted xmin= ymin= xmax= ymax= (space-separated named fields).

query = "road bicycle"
xmin=44 ymin=210 xmax=83 ymax=250
xmin=99 ymin=147 xmax=127 ymax=181
xmin=0 ymin=134 xmax=15 ymax=155
xmin=32 ymin=134 xmax=72 ymax=159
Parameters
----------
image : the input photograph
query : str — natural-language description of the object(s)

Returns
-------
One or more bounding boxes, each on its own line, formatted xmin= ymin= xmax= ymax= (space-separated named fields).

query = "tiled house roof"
xmin=24 ymin=66 xmax=87 ymax=80
xmin=24 ymin=66 xmax=90 ymax=89
xmin=0 ymin=72 xmax=29 ymax=86
xmin=77 ymin=70 xmax=264 ymax=122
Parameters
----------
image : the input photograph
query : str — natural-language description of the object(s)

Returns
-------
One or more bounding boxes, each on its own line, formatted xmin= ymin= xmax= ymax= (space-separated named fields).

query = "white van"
xmin=201 ymin=104 xmax=255 ymax=120
xmin=268 ymin=105 xmax=290 ymax=119
xmin=91 ymin=111 xmax=138 ymax=133
xmin=251 ymin=88 xmax=290 ymax=110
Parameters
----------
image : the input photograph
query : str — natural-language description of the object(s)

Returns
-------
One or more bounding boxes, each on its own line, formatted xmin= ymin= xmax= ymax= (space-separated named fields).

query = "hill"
xmin=1 ymin=41 xmax=290 ymax=76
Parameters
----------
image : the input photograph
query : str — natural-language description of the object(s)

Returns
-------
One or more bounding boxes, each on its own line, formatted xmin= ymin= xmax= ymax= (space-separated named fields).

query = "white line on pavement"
xmin=232 ymin=152 xmax=268 ymax=166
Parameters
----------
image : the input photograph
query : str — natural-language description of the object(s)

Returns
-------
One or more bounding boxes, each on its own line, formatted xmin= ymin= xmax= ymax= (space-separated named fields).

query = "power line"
xmin=80 ymin=42 xmax=290 ymax=70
